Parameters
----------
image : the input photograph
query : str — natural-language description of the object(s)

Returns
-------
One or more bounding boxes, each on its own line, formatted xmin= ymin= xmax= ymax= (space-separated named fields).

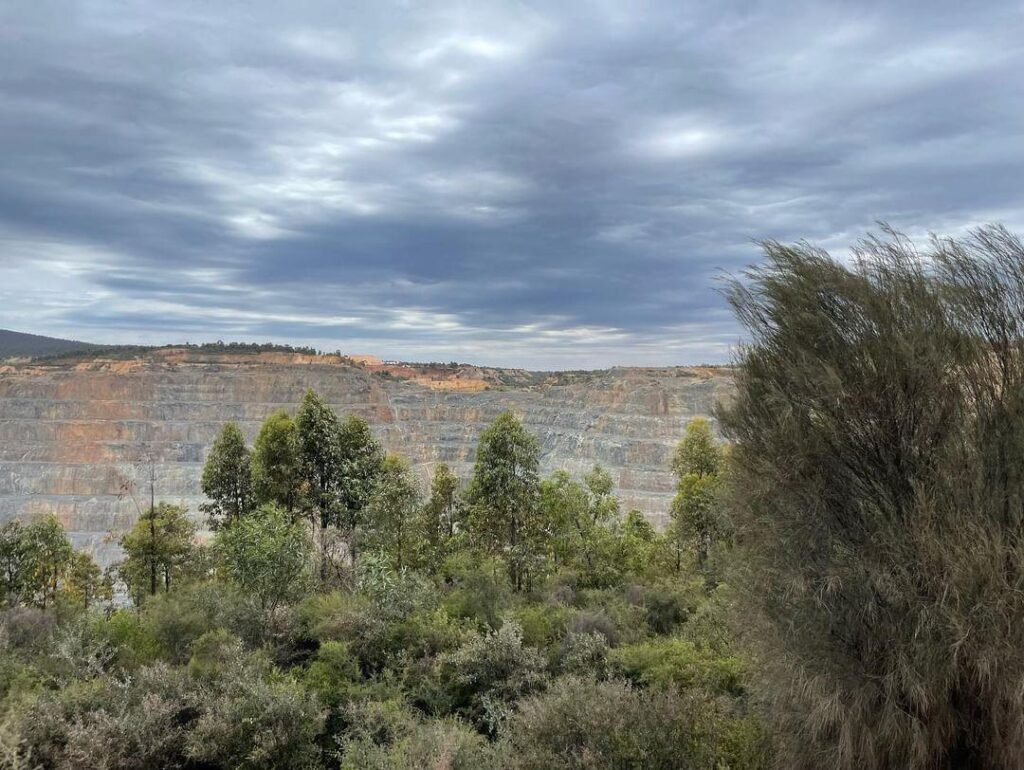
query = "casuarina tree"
xmin=720 ymin=225 xmax=1024 ymax=769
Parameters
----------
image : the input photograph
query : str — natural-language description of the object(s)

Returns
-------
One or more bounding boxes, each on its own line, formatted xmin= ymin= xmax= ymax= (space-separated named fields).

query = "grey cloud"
xmin=1 ymin=0 xmax=1022 ymax=367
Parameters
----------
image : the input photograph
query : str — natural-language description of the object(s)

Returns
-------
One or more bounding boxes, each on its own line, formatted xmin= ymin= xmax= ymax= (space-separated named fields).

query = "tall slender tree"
xmin=363 ymin=453 xmax=420 ymax=571
xmin=200 ymin=422 xmax=254 ymax=529
xmin=416 ymin=463 xmax=462 ymax=572
xmin=336 ymin=414 xmax=384 ymax=566
xmin=118 ymin=503 xmax=195 ymax=603
xmin=295 ymin=389 xmax=344 ymax=576
xmin=669 ymin=418 xmax=723 ymax=573
xmin=251 ymin=410 xmax=302 ymax=512
xmin=466 ymin=411 xmax=543 ymax=591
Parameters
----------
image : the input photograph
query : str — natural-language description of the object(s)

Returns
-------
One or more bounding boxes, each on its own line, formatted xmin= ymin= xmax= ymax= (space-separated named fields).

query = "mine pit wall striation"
xmin=0 ymin=354 xmax=732 ymax=567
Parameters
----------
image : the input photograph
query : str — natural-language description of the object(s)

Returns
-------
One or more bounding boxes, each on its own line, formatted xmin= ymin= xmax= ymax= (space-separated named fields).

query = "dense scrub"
xmin=0 ymin=395 xmax=760 ymax=768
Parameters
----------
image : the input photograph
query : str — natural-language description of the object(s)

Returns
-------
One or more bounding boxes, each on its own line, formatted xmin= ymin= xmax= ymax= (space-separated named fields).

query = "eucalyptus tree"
xmin=669 ymin=418 xmax=724 ymax=573
xmin=251 ymin=410 xmax=302 ymax=512
xmin=467 ymin=411 xmax=543 ymax=591
xmin=363 ymin=453 xmax=421 ymax=571
xmin=295 ymin=389 xmax=344 ymax=575
xmin=416 ymin=462 xmax=463 ymax=572
xmin=336 ymin=413 xmax=384 ymax=565
xmin=200 ymin=421 xmax=254 ymax=529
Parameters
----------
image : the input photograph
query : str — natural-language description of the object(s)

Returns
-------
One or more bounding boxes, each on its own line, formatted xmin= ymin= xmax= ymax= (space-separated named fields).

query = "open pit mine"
xmin=0 ymin=348 xmax=731 ymax=566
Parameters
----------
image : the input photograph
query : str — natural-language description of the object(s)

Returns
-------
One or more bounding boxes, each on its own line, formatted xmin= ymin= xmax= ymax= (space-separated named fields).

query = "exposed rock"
xmin=0 ymin=350 xmax=732 ymax=566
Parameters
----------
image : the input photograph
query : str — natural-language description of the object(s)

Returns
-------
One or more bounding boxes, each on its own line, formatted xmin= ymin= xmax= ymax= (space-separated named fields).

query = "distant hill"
xmin=0 ymin=329 xmax=101 ymax=359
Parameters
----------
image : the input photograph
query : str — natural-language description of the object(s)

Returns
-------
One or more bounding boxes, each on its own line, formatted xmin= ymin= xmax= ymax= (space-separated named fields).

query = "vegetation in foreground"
xmin=0 ymin=390 xmax=758 ymax=768
xmin=3 ymin=224 xmax=1024 ymax=769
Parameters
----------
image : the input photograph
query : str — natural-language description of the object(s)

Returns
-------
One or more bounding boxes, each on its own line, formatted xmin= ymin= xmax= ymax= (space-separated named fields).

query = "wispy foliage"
xmin=721 ymin=224 xmax=1024 ymax=769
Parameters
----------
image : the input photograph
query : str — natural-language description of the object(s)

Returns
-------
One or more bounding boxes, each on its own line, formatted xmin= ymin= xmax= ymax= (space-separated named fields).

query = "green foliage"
xmin=507 ymin=602 xmax=570 ymax=648
xmin=294 ymin=393 xmax=384 ymax=577
xmin=18 ymin=654 xmax=324 ymax=770
xmin=672 ymin=417 xmax=721 ymax=479
xmin=336 ymin=414 xmax=385 ymax=545
xmin=215 ymin=504 xmax=312 ymax=638
xmin=251 ymin=410 xmax=302 ymax=511
xmin=296 ymin=389 xmax=344 ymax=534
xmin=610 ymin=637 xmax=746 ymax=695
xmin=466 ymin=411 xmax=544 ymax=591
xmin=670 ymin=418 xmax=725 ymax=575
xmin=300 ymin=640 xmax=361 ymax=708
xmin=497 ymin=676 xmax=770 ymax=770
xmin=615 ymin=509 xmax=670 ymax=577
xmin=201 ymin=421 xmax=255 ymax=529
xmin=63 ymin=551 xmax=111 ymax=610
xmin=100 ymin=610 xmax=161 ymax=669
xmin=720 ymin=225 xmax=1024 ymax=768
xmin=117 ymin=503 xmax=196 ymax=602
xmin=439 ymin=620 xmax=547 ymax=734
xmin=556 ymin=631 xmax=609 ymax=677
xmin=0 ymin=516 xmax=75 ymax=609
xmin=337 ymin=699 xmax=490 ymax=770
xmin=188 ymin=628 xmax=244 ymax=680
xmin=415 ymin=463 xmax=463 ymax=572
xmin=439 ymin=553 xmax=514 ymax=629
xmin=541 ymin=465 xmax=621 ymax=587
xmin=187 ymin=663 xmax=324 ymax=770
xmin=362 ymin=454 xmax=421 ymax=571
xmin=138 ymin=580 xmax=262 ymax=663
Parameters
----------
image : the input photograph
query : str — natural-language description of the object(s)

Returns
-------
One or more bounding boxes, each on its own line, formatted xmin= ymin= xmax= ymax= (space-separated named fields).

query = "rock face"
xmin=0 ymin=350 xmax=732 ymax=566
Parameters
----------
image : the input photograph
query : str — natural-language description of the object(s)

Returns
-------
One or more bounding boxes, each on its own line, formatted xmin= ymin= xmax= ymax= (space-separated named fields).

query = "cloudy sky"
xmin=1 ymin=1 xmax=1022 ymax=367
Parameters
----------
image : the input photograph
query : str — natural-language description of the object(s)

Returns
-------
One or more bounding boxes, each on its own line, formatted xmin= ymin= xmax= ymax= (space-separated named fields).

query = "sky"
xmin=1 ymin=1 xmax=1022 ymax=368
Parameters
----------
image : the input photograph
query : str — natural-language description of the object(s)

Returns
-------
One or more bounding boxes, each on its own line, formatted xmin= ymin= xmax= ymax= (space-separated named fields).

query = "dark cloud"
xmin=1 ymin=0 xmax=1022 ymax=367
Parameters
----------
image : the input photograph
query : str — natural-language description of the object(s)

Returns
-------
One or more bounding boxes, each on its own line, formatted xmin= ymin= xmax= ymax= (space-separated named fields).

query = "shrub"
xmin=439 ymin=554 xmax=513 ymax=629
xmin=141 ymin=581 xmax=262 ymax=663
xmin=507 ymin=602 xmax=570 ymax=648
xmin=609 ymin=637 xmax=746 ymax=695
xmin=99 ymin=610 xmax=161 ymax=670
xmin=19 ymin=664 xmax=199 ymax=769
xmin=497 ymin=676 xmax=770 ymax=770
xmin=556 ymin=631 xmax=609 ymax=678
xmin=439 ymin=621 xmax=547 ymax=733
xmin=566 ymin=611 xmax=618 ymax=646
xmin=337 ymin=699 xmax=489 ymax=769
xmin=17 ymin=652 xmax=324 ymax=770
xmin=187 ymin=628 xmax=244 ymax=681
xmin=187 ymin=668 xmax=324 ymax=770
xmin=0 ymin=608 xmax=55 ymax=653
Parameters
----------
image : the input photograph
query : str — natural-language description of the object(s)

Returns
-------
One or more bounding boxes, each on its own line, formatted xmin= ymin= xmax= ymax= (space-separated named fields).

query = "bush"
xmin=556 ymin=631 xmax=609 ymax=677
xmin=0 ymin=608 xmax=56 ymax=653
xmin=439 ymin=554 xmax=514 ymax=629
xmin=497 ymin=676 xmax=770 ymax=770
xmin=566 ymin=611 xmax=618 ymax=646
xmin=19 ymin=664 xmax=199 ymax=769
xmin=188 ymin=628 xmax=244 ymax=680
xmin=141 ymin=581 xmax=262 ymax=663
xmin=609 ymin=637 xmax=746 ymax=695
xmin=187 ymin=667 xmax=324 ymax=770
xmin=17 ymin=652 xmax=324 ymax=770
xmin=100 ymin=610 xmax=161 ymax=670
xmin=507 ymin=602 xmax=570 ymax=648
xmin=439 ymin=621 xmax=547 ymax=733
xmin=337 ymin=699 xmax=490 ymax=769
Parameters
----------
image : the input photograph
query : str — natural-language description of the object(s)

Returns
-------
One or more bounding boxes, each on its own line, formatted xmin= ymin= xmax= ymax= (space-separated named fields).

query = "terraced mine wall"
xmin=0 ymin=351 xmax=732 ymax=566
